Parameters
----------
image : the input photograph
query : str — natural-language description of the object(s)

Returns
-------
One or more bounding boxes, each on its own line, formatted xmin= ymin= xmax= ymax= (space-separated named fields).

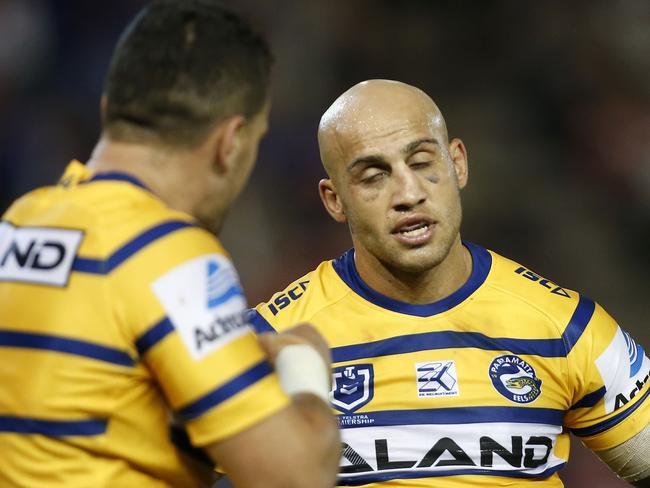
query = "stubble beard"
xmin=358 ymin=203 xmax=462 ymax=277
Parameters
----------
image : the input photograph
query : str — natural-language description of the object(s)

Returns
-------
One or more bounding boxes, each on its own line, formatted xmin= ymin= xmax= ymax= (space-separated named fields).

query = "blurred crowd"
xmin=1 ymin=1 xmax=648 ymax=486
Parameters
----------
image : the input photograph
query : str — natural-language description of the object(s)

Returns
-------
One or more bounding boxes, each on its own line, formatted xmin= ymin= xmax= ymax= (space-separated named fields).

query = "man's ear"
xmin=213 ymin=115 xmax=246 ymax=174
xmin=318 ymin=178 xmax=347 ymax=223
xmin=448 ymin=138 xmax=469 ymax=190
xmin=100 ymin=95 xmax=108 ymax=119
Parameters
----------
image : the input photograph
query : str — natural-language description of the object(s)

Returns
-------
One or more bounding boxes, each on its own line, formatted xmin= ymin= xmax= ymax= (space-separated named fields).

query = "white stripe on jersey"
xmin=339 ymin=422 xmax=564 ymax=481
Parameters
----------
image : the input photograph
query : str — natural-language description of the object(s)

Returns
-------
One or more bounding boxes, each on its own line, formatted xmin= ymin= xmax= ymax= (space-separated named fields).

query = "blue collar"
xmin=85 ymin=172 xmax=150 ymax=192
xmin=331 ymin=241 xmax=492 ymax=317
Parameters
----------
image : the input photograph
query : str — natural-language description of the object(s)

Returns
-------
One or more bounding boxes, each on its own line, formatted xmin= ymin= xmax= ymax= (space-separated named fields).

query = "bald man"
xmin=249 ymin=80 xmax=650 ymax=487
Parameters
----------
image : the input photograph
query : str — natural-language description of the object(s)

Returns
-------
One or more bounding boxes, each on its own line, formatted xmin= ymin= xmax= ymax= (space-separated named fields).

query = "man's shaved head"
xmin=316 ymin=79 xmax=469 ymax=289
xmin=318 ymin=80 xmax=448 ymax=178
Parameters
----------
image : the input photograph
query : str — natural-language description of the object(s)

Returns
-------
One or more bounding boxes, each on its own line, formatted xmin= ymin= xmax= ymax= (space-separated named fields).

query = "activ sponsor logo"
xmin=596 ymin=327 xmax=650 ymax=413
xmin=152 ymin=254 xmax=249 ymax=360
xmin=623 ymin=331 xmax=645 ymax=378
xmin=614 ymin=372 xmax=650 ymax=410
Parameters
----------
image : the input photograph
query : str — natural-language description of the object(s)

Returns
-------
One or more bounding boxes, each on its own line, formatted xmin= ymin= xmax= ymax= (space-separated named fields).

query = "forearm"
xmin=205 ymin=327 xmax=341 ymax=488
xmin=206 ymin=396 xmax=340 ymax=488
xmin=596 ymin=425 xmax=650 ymax=487
xmin=292 ymin=392 xmax=342 ymax=486
xmin=269 ymin=335 xmax=341 ymax=486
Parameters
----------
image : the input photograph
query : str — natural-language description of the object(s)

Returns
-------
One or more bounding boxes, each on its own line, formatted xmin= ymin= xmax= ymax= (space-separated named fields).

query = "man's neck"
xmin=86 ymin=136 xmax=200 ymax=217
xmin=353 ymin=237 xmax=472 ymax=305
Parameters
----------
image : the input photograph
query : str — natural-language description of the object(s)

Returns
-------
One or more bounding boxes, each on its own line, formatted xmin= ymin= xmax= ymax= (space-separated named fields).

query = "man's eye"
xmin=362 ymin=171 xmax=387 ymax=184
xmin=410 ymin=161 xmax=432 ymax=170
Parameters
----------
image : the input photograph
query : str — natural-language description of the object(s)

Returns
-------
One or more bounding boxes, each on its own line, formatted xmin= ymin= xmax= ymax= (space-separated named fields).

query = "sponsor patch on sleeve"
xmin=0 ymin=222 xmax=83 ymax=287
xmin=152 ymin=254 xmax=251 ymax=360
xmin=596 ymin=327 xmax=650 ymax=413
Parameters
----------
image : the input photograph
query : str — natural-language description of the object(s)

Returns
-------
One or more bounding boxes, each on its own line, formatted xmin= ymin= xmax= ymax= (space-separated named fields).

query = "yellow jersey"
xmin=251 ymin=243 xmax=650 ymax=487
xmin=0 ymin=161 xmax=289 ymax=487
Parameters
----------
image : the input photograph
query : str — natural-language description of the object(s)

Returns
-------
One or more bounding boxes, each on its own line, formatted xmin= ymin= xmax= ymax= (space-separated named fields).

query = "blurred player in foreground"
xmin=0 ymin=1 xmax=340 ymax=487
xmin=250 ymin=80 xmax=650 ymax=487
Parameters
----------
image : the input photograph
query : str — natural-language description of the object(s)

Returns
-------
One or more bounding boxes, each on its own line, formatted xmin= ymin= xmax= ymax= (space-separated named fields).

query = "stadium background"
xmin=0 ymin=1 xmax=647 ymax=486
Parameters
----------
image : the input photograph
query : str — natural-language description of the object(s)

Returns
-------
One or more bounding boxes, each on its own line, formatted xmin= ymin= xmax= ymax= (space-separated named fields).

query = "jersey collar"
xmin=58 ymin=161 xmax=151 ymax=192
xmin=85 ymin=172 xmax=150 ymax=191
xmin=331 ymin=241 xmax=492 ymax=317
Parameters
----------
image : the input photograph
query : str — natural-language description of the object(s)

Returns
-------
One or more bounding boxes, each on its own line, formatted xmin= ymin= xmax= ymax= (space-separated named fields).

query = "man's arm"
xmin=560 ymin=299 xmax=649 ymax=487
xmin=206 ymin=324 xmax=341 ymax=488
xmin=596 ymin=424 xmax=650 ymax=487
xmin=206 ymin=394 xmax=339 ymax=488
xmin=120 ymin=230 xmax=340 ymax=487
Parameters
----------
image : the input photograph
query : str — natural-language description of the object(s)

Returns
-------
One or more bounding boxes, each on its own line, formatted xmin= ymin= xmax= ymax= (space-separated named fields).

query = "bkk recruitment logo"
xmin=489 ymin=355 xmax=542 ymax=404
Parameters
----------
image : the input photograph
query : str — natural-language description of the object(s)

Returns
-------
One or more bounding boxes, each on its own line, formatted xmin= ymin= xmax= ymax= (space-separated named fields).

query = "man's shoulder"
xmin=480 ymin=247 xmax=629 ymax=365
xmin=3 ymin=178 xmax=224 ymax=280
xmin=482 ymin=246 xmax=585 ymax=328
xmin=251 ymin=257 xmax=350 ymax=332
xmin=75 ymin=180 xmax=210 ymax=254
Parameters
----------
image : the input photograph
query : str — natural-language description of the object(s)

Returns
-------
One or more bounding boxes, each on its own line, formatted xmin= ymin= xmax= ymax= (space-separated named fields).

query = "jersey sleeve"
xmin=113 ymin=224 xmax=290 ymax=447
xmin=563 ymin=299 xmax=650 ymax=451
xmin=250 ymin=271 xmax=318 ymax=334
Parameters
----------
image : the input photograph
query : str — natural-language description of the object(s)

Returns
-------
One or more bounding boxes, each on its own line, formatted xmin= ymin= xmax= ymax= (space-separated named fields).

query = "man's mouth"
xmin=392 ymin=216 xmax=436 ymax=245
xmin=397 ymin=222 xmax=430 ymax=238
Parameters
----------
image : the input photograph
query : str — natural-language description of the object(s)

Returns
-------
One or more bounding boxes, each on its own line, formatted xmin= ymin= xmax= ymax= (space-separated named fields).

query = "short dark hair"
xmin=103 ymin=0 xmax=272 ymax=147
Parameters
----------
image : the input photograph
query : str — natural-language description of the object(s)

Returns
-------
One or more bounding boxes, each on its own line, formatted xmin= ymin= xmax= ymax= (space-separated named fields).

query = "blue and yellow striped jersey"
xmin=0 ymin=161 xmax=289 ymax=487
xmin=252 ymin=242 xmax=650 ymax=487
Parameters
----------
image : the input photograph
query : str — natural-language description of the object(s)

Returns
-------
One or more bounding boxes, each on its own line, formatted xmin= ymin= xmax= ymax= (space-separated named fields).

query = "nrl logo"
xmin=330 ymin=364 xmax=374 ymax=414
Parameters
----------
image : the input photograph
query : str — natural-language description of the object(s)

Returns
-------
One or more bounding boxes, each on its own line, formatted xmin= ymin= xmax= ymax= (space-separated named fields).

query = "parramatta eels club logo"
xmin=489 ymin=355 xmax=542 ymax=404
xmin=330 ymin=364 xmax=374 ymax=414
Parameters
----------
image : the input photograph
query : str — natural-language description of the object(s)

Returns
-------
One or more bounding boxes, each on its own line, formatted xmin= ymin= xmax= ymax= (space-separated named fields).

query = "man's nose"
xmin=392 ymin=165 xmax=426 ymax=211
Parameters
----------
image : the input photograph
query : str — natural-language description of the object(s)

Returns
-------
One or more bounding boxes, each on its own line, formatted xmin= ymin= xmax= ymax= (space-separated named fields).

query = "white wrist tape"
xmin=275 ymin=344 xmax=330 ymax=402
xmin=596 ymin=424 xmax=650 ymax=483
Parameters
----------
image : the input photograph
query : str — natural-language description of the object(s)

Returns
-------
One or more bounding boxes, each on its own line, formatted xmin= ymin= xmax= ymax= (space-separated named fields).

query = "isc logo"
xmin=0 ymin=222 xmax=83 ymax=287
xmin=514 ymin=266 xmax=570 ymax=298
xmin=267 ymin=280 xmax=310 ymax=315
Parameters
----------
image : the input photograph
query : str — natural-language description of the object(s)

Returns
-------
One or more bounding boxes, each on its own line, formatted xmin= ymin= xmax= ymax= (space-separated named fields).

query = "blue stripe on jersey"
xmin=561 ymin=295 xmax=596 ymax=354
xmin=571 ymin=386 xmax=650 ymax=437
xmin=337 ymin=406 xmax=564 ymax=429
xmin=208 ymin=285 xmax=244 ymax=309
xmin=0 ymin=330 xmax=134 ymax=366
xmin=332 ymin=331 xmax=565 ymax=363
xmin=135 ymin=317 xmax=175 ymax=355
xmin=85 ymin=172 xmax=150 ymax=191
xmin=332 ymin=242 xmax=492 ymax=318
xmin=177 ymin=360 xmax=273 ymax=421
xmin=337 ymin=463 xmax=565 ymax=485
xmin=570 ymin=386 xmax=607 ymax=410
xmin=248 ymin=310 xmax=277 ymax=334
xmin=331 ymin=296 xmax=595 ymax=362
xmin=71 ymin=257 xmax=105 ymax=273
xmin=0 ymin=415 xmax=107 ymax=436
xmin=71 ymin=220 xmax=195 ymax=274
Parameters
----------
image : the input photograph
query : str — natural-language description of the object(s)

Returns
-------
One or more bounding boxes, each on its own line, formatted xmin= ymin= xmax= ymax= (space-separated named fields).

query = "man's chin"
xmin=380 ymin=254 xmax=442 ymax=275
xmin=394 ymin=259 xmax=444 ymax=275
xmin=384 ymin=248 xmax=447 ymax=274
